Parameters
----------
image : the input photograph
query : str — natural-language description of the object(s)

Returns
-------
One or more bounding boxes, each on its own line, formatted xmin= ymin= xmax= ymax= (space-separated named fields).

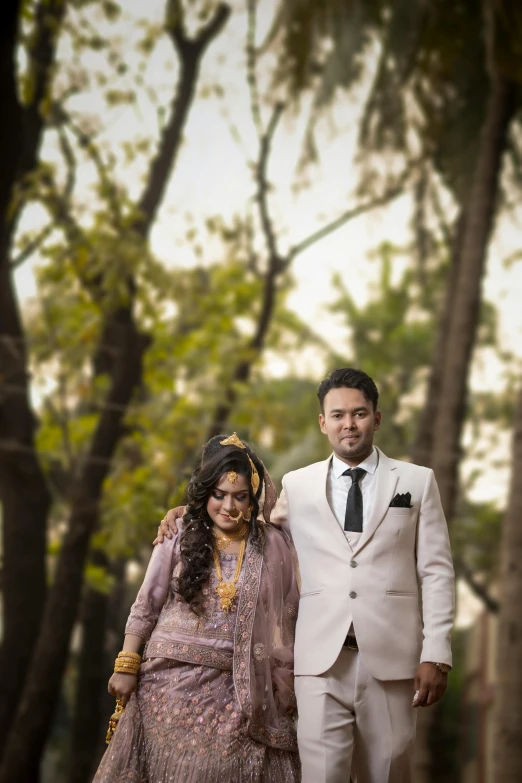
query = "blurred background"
xmin=1 ymin=0 xmax=522 ymax=781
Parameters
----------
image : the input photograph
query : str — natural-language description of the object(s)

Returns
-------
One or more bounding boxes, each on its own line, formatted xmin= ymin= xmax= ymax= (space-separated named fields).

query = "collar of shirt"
xmin=331 ymin=447 xmax=379 ymax=479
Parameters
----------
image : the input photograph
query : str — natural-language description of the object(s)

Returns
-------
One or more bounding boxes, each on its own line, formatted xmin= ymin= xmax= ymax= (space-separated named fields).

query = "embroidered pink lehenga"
xmin=93 ymin=523 xmax=300 ymax=782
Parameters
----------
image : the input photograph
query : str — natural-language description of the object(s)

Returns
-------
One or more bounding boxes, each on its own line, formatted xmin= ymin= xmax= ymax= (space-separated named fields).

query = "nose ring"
xmin=228 ymin=510 xmax=244 ymax=525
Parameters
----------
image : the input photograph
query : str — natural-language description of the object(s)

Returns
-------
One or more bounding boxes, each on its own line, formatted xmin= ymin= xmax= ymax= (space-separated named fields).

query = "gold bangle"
xmin=114 ymin=660 xmax=140 ymax=667
xmin=114 ymin=664 xmax=139 ymax=675
xmin=114 ymin=661 xmax=140 ymax=671
xmin=116 ymin=651 xmax=141 ymax=663
xmin=113 ymin=650 xmax=141 ymax=675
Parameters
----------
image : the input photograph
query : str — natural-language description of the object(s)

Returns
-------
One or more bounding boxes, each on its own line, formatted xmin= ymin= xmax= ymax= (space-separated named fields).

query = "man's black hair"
xmin=317 ymin=368 xmax=379 ymax=413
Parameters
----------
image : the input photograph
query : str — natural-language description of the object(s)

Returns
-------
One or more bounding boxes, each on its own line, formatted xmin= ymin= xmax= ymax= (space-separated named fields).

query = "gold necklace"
xmin=213 ymin=522 xmax=248 ymax=552
xmin=213 ymin=538 xmax=247 ymax=612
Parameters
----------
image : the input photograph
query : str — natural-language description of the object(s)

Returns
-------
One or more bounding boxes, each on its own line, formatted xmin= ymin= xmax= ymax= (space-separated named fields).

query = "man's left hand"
xmin=412 ymin=663 xmax=447 ymax=708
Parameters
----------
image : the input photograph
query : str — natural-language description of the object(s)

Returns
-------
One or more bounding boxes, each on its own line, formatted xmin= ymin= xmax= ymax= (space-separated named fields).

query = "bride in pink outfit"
xmin=93 ymin=434 xmax=300 ymax=783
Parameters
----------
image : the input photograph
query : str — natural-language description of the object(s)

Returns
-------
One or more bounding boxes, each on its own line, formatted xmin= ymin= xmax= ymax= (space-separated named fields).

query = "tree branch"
xmin=429 ymin=180 xmax=454 ymax=250
xmin=11 ymin=224 xmax=54 ymax=269
xmin=19 ymin=0 xmax=68 ymax=179
xmin=455 ymin=556 xmax=499 ymax=613
xmin=11 ymin=123 xmax=77 ymax=270
xmin=135 ymin=2 xmax=230 ymax=234
xmin=206 ymin=100 xmax=285 ymax=437
xmin=288 ymin=174 xmax=410 ymax=263
xmin=57 ymin=111 xmax=123 ymax=225
xmin=256 ymin=102 xmax=285 ymax=268
xmin=246 ymin=0 xmax=263 ymax=139
xmin=56 ymin=124 xmax=76 ymax=202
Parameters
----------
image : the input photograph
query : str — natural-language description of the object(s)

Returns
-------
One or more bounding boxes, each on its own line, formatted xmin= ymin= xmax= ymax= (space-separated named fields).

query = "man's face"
xmin=319 ymin=387 xmax=381 ymax=466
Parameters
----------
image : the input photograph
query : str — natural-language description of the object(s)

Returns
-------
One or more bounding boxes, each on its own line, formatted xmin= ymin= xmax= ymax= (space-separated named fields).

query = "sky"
xmin=12 ymin=0 xmax=522 ymax=622
xmin=15 ymin=0 xmax=522 ymax=367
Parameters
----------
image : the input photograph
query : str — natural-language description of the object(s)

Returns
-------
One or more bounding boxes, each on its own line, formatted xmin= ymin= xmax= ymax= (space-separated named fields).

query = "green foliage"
xmin=84 ymin=562 xmax=115 ymax=593
xmin=453 ymin=500 xmax=503 ymax=583
xmin=13 ymin=0 xmax=518 ymax=642
xmin=95 ymin=249 xmax=315 ymax=555
xmin=269 ymin=0 xmax=522 ymax=201
xmin=328 ymin=241 xmax=443 ymax=458
xmin=9 ymin=3 xmax=520 ymax=780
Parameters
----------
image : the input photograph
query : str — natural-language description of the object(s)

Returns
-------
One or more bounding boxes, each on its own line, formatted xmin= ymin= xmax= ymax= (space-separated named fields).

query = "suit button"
xmin=350 ymin=560 xmax=357 ymax=568
xmin=349 ymin=591 xmax=357 ymax=599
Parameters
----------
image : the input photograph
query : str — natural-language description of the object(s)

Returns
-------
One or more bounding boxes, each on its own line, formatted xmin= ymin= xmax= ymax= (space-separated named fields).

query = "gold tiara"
xmin=220 ymin=433 xmax=260 ymax=494
xmin=220 ymin=433 xmax=245 ymax=448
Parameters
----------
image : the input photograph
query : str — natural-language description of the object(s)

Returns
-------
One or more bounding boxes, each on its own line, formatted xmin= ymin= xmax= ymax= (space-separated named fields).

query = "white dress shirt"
xmin=326 ymin=448 xmax=379 ymax=536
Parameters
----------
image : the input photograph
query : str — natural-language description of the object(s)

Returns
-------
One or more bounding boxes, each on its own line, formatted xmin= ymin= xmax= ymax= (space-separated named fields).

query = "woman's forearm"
xmin=121 ymin=634 xmax=145 ymax=654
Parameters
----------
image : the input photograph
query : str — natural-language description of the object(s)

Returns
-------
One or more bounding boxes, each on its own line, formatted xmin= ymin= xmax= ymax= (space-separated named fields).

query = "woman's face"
xmin=207 ymin=472 xmax=251 ymax=533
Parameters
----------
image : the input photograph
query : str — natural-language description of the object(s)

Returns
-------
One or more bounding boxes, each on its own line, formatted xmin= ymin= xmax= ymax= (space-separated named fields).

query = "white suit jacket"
xmin=271 ymin=448 xmax=455 ymax=680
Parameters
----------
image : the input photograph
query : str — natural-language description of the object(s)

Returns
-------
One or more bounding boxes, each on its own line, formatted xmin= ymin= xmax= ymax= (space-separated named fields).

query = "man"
xmin=157 ymin=368 xmax=455 ymax=782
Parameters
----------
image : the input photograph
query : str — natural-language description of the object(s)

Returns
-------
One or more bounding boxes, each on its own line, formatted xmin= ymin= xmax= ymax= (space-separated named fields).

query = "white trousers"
xmin=295 ymin=647 xmax=417 ymax=783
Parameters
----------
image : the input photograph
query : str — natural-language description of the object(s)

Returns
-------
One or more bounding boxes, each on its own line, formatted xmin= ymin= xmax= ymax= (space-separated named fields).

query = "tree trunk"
xmin=412 ymin=74 xmax=515 ymax=783
xmin=0 ymin=7 xmax=230 ymax=779
xmin=0 ymin=317 xmax=149 ymax=783
xmin=0 ymin=0 xmax=60 ymax=756
xmin=410 ymin=212 xmax=465 ymax=468
xmin=409 ymin=215 xmax=468 ymax=783
xmin=492 ymin=381 xmax=522 ymax=780
xmin=411 ymin=59 xmax=516 ymax=783
xmin=0 ymin=1 xmax=22 ymax=239
xmin=0 ymin=257 xmax=51 ymax=756
xmin=66 ymin=556 xmax=110 ymax=783
xmin=430 ymin=73 xmax=516 ymax=524
xmin=66 ymin=556 xmax=127 ymax=783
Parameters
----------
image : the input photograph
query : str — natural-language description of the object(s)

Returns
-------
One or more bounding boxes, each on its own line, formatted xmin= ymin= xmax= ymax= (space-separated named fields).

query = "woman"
xmin=93 ymin=434 xmax=300 ymax=782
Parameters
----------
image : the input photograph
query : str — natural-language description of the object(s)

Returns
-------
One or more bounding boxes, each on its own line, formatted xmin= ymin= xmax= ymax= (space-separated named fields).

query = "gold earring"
xmin=244 ymin=505 xmax=253 ymax=522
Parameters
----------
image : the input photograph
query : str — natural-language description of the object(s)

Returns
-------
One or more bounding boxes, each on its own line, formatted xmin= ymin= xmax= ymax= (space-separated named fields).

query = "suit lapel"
xmin=352 ymin=447 xmax=399 ymax=555
xmin=313 ymin=457 xmax=351 ymax=551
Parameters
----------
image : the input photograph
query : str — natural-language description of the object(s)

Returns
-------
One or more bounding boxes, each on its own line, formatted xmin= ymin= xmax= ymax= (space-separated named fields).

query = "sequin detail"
xmin=93 ymin=658 xmax=300 ymax=782
xmin=143 ymin=641 xmax=233 ymax=670
xmin=127 ymin=554 xmax=245 ymax=644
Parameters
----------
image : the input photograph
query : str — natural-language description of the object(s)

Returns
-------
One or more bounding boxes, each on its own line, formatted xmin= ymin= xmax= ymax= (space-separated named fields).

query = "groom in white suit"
xmin=271 ymin=368 xmax=455 ymax=782
xmin=156 ymin=367 xmax=455 ymax=782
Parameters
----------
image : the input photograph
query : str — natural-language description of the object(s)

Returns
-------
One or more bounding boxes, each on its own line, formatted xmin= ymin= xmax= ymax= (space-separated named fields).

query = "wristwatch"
xmin=429 ymin=662 xmax=451 ymax=674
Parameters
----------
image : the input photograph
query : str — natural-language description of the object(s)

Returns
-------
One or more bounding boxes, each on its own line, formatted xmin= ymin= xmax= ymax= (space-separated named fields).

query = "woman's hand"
xmin=108 ymin=672 xmax=138 ymax=705
xmin=153 ymin=506 xmax=186 ymax=544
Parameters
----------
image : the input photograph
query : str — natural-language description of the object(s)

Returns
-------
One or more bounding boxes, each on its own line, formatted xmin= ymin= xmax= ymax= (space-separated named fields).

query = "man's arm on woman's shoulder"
xmin=153 ymin=506 xmax=186 ymax=545
xmin=270 ymin=483 xmax=289 ymax=532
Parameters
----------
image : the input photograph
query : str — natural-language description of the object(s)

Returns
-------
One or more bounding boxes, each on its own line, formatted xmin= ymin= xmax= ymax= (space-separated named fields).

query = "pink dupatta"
xmin=233 ymin=523 xmax=299 ymax=752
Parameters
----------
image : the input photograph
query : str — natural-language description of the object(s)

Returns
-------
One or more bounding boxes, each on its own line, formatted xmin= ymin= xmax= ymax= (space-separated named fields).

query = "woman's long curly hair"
xmin=174 ymin=435 xmax=265 ymax=614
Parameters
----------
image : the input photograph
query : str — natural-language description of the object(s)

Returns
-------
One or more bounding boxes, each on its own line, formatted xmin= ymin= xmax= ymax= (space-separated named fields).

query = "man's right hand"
xmin=153 ymin=506 xmax=186 ymax=545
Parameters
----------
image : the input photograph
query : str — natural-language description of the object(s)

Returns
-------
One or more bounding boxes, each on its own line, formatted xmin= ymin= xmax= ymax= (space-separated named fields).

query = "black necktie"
xmin=343 ymin=468 xmax=366 ymax=532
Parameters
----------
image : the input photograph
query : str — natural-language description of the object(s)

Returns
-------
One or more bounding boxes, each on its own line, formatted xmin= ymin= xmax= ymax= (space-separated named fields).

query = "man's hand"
xmin=153 ymin=506 xmax=186 ymax=545
xmin=412 ymin=663 xmax=448 ymax=708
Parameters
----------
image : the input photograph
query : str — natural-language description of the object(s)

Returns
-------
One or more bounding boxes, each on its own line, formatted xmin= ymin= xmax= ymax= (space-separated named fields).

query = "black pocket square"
xmin=389 ymin=492 xmax=412 ymax=508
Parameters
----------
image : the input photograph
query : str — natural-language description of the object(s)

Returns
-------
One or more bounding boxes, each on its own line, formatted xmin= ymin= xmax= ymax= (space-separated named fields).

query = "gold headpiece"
xmin=220 ymin=433 xmax=260 ymax=495
xmin=247 ymin=455 xmax=260 ymax=493
xmin=220 ymin=432 xmax=245 ymax=448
